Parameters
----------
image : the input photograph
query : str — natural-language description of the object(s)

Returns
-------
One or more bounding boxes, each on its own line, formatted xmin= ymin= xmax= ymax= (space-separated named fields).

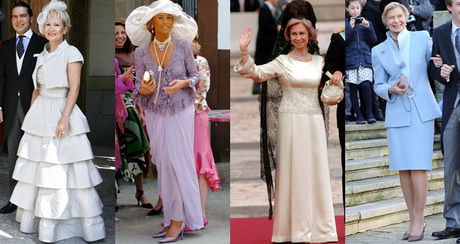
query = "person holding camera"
xmin=407 ymin=0 xmax=433 ymax=32
xmin=345 ymin=0 xmax=378 ymax=124
xmin=372 ymin=2 xmax=441 ymax=241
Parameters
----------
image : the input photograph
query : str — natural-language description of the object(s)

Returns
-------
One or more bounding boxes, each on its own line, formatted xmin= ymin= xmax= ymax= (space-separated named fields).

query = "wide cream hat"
xmin=126 ymin=0 xmax=197 ymax=46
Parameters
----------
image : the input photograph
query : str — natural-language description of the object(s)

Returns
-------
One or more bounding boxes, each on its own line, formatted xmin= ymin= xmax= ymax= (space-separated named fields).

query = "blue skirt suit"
xmin=372 ymin=29 xmax=441 ymax=171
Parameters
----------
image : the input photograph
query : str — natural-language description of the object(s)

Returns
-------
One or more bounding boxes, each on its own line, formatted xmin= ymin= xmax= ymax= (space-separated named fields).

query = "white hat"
xmin=126 ymin=0 xmax=197 ymax=46
xmin=37 ymin=0 xmax=67 ymax=35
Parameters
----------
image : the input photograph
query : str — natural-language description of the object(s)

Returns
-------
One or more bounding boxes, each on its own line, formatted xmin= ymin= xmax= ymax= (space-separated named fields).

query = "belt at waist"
xmin=39 ymin=88 xmax=69 ymax=98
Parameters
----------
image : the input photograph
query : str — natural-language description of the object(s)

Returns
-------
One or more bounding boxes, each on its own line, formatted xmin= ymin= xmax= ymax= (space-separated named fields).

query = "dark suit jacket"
xmin=255 ymin=3 xmax=278 ymax=65
xmin=230 ymin=0 xmax=260 ymax=12
xmin=429 ymin=21 xmax=460 ymax=139
xmin=362 ymin=0 xmax=387 ymax=46
xmin=323 ymin=31 xmax=345 ymax=155
xmin=0 ymin=32 xmax=48 ymax=143
xmin=323 ymin=31 xmax=346 ymax=201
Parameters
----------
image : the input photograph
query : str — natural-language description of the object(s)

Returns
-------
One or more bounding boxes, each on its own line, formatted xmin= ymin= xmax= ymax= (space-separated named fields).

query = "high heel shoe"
xmin=184 ymin=217 xmax=208 ymax=232
xmin=408 ymin=221 xmax=426 ymax=242
xmin=152 ymin=231 xmax=167 ymax=238
xmin=402 ymin=232 xmax=410 ymax=240
xmin=147 ymin=206 xmax=163 ymax=216
xmin=158 ymin=226 xmax=185 ymax=243
xmin=135 ymin=189 xmax=153 ymax=209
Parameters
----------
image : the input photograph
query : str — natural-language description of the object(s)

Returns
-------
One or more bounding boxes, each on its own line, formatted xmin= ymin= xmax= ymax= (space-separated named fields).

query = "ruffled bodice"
xmin=133 ymin=38 xmax=198 ymax=114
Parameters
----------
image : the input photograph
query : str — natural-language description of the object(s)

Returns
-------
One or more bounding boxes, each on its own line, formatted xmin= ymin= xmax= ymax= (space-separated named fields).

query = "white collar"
xmin=44 ymin=40 xmax=69 ymax=57
xmin=386 ymin=28 xmax=409 ymax=43
xmin=451 ymin=20 xmax=460 ymax=36
xmin=16 ymin=28 xmax=33 ymax=39
xmin=265 ymin=1 xmax=275 ymax=10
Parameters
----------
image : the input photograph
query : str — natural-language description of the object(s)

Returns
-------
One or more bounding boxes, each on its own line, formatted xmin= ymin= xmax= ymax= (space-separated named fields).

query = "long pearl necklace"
xmin=154 ymin=36 xmax=172 ymax=51
xmin=152 ymin=37 xmax=171 ymax=104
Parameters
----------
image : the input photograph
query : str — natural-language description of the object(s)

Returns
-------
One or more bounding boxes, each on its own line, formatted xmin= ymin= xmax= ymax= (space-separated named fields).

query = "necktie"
xmin=17 ymin=35 xmax=24 ymax=59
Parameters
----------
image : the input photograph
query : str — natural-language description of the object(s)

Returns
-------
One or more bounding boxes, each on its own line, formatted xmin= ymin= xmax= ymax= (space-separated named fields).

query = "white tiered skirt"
xmin=9 ymin=88 xmax=106 ymax=243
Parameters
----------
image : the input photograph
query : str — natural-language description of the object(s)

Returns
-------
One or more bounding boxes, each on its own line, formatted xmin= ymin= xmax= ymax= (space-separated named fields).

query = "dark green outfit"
xmin=117 ymin=91 xmax=150 ymax=182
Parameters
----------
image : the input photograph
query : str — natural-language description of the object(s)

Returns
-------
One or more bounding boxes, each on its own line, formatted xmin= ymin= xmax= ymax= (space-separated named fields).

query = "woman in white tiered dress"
xmin=235 ymin=17 xmax=338 ymax=243
xmin=9 ymin=1 xmax=105 ymax=242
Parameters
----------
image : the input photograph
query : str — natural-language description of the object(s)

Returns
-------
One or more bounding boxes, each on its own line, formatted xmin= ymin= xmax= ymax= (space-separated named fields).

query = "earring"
xmin=151 ymin=26 xmax=154 ymax=34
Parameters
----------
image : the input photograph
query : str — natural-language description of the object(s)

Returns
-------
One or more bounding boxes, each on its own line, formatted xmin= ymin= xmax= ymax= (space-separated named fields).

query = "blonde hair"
xmin=45 ymin=8 xmax=71 ymax=29
xmin=381 ymin=2 xmax=409 ymax=26
xmin=192 ymin=41 xmax=201 ymax=56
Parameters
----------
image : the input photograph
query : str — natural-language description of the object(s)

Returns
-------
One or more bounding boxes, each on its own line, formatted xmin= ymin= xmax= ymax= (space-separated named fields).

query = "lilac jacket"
xmin=133 ymin=38 xmax=198 ymax=114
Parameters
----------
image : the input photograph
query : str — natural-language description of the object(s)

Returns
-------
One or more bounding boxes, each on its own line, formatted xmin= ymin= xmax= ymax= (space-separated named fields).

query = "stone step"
xmin=346 ymin=168 xmax=444 ymax=207
xmin=346 ymin=189 xmax=445 ymax=235
xmin=346 ymin=122 xmax=387 ymax=141
xmin=346 ymin=135 xmax=441 ymax=161
xmin=346 ymin=151 xmax=444 ymax=182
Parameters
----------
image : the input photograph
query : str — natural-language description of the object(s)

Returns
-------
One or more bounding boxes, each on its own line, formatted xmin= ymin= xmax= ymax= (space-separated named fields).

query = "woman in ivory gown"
xmin=234 ymin=16 xmax=338 ymax=243
xmin=9 ymin=0 xmax=105 ymax=242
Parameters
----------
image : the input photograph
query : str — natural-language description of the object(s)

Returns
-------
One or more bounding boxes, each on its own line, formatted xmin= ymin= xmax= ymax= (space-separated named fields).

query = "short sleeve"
xmin=66 ymin=46 xmax=84 ymax=64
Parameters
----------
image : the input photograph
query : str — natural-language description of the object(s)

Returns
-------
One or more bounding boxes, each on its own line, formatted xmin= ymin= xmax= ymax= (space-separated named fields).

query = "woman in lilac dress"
xmin=126 ymin=0 xmax=203 ymax=242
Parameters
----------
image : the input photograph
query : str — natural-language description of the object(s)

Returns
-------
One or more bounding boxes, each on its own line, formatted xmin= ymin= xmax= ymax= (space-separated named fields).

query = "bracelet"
xmin=241 ymin=52 xmax=248 ymax=56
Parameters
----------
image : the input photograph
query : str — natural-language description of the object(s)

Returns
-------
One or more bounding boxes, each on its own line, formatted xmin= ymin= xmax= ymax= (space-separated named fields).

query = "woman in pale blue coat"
xmin=372 ymin=2 xmax=441 ymax=241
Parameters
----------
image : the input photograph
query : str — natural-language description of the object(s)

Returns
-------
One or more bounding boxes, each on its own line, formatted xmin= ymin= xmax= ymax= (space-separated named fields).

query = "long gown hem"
xmin=272 ymin=235 xmax=338 ymax=243
xmin=9 ymin=59 xmax=106 ymax=241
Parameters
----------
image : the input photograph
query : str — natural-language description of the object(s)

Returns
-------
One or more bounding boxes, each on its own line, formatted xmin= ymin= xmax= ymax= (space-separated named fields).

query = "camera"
xmin=353 ymin=17 xmax=364 ymax=24
xmin=407 ymin=15 xmax=416 ymax=24
xmin=406 ymin=15 xmax=417 ymax=31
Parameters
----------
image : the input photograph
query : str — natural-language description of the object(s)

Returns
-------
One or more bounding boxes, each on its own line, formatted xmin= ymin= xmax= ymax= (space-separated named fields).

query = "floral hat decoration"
xmin=37 ymin=0 xmax=67 ymax=35
xmin=126 ymin=0 xmax=198 ymax=46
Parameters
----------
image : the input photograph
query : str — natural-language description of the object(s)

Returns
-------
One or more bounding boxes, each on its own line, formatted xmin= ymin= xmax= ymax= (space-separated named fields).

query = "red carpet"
xmin=230 ymin=216 xmax=345 ymax=244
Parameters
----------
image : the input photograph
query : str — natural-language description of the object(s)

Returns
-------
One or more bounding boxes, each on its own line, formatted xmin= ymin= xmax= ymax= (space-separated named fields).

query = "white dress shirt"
xmin=16 ymin=28 xmax=33 ymax=75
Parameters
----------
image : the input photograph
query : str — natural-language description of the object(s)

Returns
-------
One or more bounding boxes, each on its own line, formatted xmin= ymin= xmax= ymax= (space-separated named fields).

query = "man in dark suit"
xmin=252 ymin=0 xmax=279 ymax=94
xmin=0 ymin=1 xmax=47 ymax=214
xmin=231 ymin=0 xmax=260 ymax=12
xmin=428 ymin=0 xmax=460 ymax=241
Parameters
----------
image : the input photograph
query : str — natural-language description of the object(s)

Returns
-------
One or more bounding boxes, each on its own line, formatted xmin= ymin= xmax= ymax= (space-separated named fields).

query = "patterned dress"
xmin=193 ymin=55 xmax=221 ymax=191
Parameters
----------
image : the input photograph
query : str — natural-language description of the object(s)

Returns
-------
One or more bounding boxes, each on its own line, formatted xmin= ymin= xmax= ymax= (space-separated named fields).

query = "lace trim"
xmin=278 ymin=87 xmax=322 ymax=114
